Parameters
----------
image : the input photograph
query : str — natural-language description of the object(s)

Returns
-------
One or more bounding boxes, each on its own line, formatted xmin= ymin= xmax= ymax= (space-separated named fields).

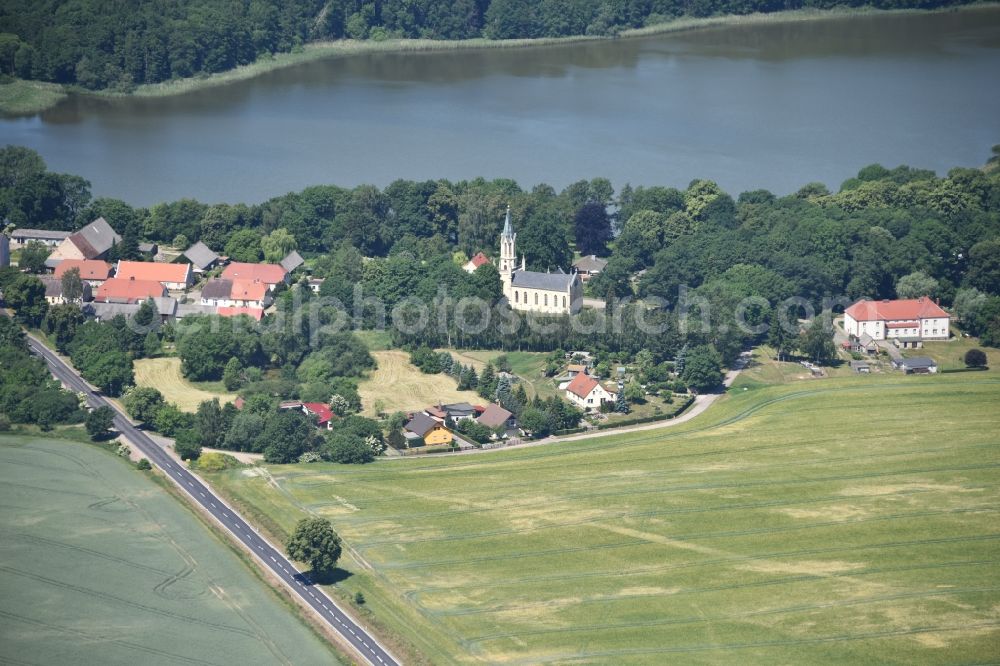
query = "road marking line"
xmin=223 ymin=513 xmax=229 ymax=518
xmin=270 ymin=556 xmax=276 ymax=562
xmin=199 ymin=492 xmax=205 ymax=497
xmin=210 ymin=503 xmax=216 ymax=508
xmin=187 ymin=481 xmax=193 ymax=487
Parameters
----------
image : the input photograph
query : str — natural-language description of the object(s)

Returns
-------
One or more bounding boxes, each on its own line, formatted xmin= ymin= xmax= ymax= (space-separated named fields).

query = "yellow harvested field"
xmin=359 ymin=350 xmax=482 ymax=416
xmin=133 ymin=357 xmax=237 ymax=412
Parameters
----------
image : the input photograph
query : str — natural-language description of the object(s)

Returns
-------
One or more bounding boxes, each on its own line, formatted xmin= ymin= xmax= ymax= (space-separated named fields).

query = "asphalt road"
xmin=26 ymin=334 xmax=399 ymax=666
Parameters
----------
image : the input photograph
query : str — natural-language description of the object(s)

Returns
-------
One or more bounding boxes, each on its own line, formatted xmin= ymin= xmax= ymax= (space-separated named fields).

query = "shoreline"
xmin=1 ymin=4 xmax=996 ymax=117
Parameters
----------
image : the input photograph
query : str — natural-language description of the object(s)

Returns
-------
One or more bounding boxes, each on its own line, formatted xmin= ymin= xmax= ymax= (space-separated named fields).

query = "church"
xmin=498 ymin=207 xmax=582 ymax=315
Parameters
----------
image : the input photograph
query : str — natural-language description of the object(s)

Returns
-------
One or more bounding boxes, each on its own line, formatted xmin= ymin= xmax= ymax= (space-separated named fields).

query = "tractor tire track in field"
xmin=465 ymin=583 xmax=1000 ymax=645
xmin=0 ymin=608 xmax=218 ymax=665
xmin=8 ymin=436 xmax=288 ymax=652
xmin=0 ymin=565 xmax=256 ymax=638
xmin=353 ymin=463 xmax=1000 ymax=548
xmin=342 ymin=378 xmax=1000 ymax=478
xmin=488 ymin=620 xmax=1000 ymax=661
xmin=300 ymin=381 xmax=1000 ymax=507
xmin=435 ymin=559 xmax=999 ymax=622
xmin=1 ymin=531 xmax=175 ymax=576
xmin=333 ymin=440 xmax=995 ymax=526
xmin=404 ymin=533 xmax=1000 ymax=590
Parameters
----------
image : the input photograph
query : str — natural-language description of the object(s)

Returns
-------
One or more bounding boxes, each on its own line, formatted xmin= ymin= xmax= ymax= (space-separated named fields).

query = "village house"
xmin=216 ymin=307 xmax=265 ymax=321
xmin=892 ymin=356 xmax=938 ymax=374
xmin=47 ymin=218 xmax=121 ymax=264
xmin=403 ymin=412 xmax=453 ymax=446
xmin=115 ymin=260 xmax=193 ymax=291
xmin=54 ymin=259 xmax=113 ymax=287
xmin=572 ymin=255 xmax=608 ymax=282
xmin=10 ymin=228 xmax=71 ymax=248
xmin=40 ymin=276 xmax=92 ymax=304
xmin=844 ymin=297 xmax=950 ymax=349
xmin=84 ymin=297 xmax=177 ymax=323
xmin=565 ymin=373 xmax=617 ymax=412
xmin=425 ymin=402 xmax=477 ymax=422
xmin=476 ymin=403 xmax=516 ymax=434
xmin=179 ymin=241 xmax=220 ymax=274
xmin=463 ymin=251 xmax=490 ymax=273
xmin=221 ymin=262 xmax=288 ymax=290
xmin=201 ymin=278 xmax=271 ymax=309
xmin=308 ymin=278 xmax=325 ymax=293
xmin=498 ymin=207 xmax=583 ymax=315
xmin=94 ymin=278 xmax=167 ymax=304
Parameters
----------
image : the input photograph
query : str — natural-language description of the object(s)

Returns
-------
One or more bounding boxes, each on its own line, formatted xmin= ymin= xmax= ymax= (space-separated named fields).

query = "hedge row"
xmin=940 ymin=366 xmax=989 ymax=374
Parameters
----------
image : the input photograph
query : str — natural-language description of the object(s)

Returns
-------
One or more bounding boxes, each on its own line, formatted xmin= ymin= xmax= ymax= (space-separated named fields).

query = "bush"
xmin=85 ymin=406 xmax=115 ymax=440
xmin=964 ymin=348 xmax=988 ymax=368
xmin=194 ymin=451 xmax=239 ymax=471
xmin=136 ymin=458 xmax=152 ymax=470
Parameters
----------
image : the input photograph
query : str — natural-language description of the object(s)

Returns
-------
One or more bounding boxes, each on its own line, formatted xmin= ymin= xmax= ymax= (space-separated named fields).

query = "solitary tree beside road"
xmin=286 ymin=517 xmax=342 ymax=581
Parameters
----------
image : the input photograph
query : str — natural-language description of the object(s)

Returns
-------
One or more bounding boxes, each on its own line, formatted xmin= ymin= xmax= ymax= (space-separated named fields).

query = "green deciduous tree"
xmin=85 ymin=406 xmax=115 ymax=440
xmin=260 ymin=227 xmax=296 ymax=263
xmin=285 ymin=517 xmax=342 ymax=580
xmin=123 ymin=386 xmax=164 ymax=423
xmin=895 ymin=270 xmax=939 ymax=299
xmin=681 ymin=345 xmax=724 ymax=393
xmin=799 ymin=317 xmax=838 ymax=366
xmin=17 ymin=241 xmax=50 ymax=274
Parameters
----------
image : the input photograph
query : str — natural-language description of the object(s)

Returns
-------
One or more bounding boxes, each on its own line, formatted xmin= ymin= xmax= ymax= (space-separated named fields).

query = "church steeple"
xmin=499 ymin=205 xmax=516 ymax=278
xmin=502 ymin=205 xmax=514 ymax=239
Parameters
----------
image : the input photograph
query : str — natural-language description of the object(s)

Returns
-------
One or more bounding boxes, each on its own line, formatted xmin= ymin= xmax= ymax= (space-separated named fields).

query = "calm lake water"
xmin=2 ymin=8 xmax=999 ymax=206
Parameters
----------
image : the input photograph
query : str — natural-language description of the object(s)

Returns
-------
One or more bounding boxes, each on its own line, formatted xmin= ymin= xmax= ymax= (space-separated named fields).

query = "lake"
xmin=1 ymin=8 xmax=999 ymax=206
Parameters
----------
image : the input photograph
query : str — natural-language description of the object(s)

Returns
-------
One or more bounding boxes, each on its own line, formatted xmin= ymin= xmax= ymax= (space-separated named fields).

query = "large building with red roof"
xmin=54 ymin=259 xmax=113 ymax=286
xmin=220 ymin=262 xmax=288 ymax=290
xmin=95 ymin=278 xmax=167 ymax=303
xmin=844 ymin=297 xmax=950 ymax=346
xmin=115 ymin=260 xmax=192 ymax=291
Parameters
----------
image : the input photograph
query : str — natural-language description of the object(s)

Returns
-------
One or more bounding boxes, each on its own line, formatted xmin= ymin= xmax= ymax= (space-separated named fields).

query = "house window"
xmin=534 ymin=293 xmax=538 ymax=305
xmin=514 ymin=290 xmax=519 ymax=303
xmin=544 ymin=294 xmax=548 ymax=306
xmin=563 ymin=295 xmax=567 ymax=308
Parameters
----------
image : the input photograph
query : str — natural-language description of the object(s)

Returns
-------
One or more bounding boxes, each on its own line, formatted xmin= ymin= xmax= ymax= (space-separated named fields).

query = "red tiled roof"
xmin=230 ymin=279 xmax=268 ymax=302
xmin=115 ymin=260 xmax=190 ymax=285
xmin=469 ymin=252 xmax=490 ymax=268
xmin=216 ymin=306 xmax=264 ymax=321
xmin=845 ymin=298 xmax=947 ymax=322
xmin=302 ymin=402 xmax=333 ymax=425
xmin=55 ymin=259 xmax=112 ymax=281
xmin=95 ymin=278 xmax=166 ymax=303
xmin=221 ymin=262 xmax=287 ymax=285
xmin=566 ymin=373 xmax=600 ymax=399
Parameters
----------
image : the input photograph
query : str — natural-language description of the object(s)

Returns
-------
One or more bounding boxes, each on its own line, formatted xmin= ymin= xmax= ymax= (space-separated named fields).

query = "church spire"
xmin=502 ymin=205 xmax=513 ymax=238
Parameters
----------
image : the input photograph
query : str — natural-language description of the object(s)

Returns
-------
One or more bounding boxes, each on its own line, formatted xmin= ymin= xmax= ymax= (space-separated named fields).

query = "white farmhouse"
xmin=844 ymin=297 xmax=950 ymax=349
xmin=565 ymin=373 xmax=617 ymax=412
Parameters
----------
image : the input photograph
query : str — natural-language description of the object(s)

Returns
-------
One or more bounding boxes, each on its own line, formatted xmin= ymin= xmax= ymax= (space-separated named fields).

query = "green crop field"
xmin=208 ymin=369 xmax=1000 ymax=664
xmin=0 ymin=434 xmax=343 ymax=665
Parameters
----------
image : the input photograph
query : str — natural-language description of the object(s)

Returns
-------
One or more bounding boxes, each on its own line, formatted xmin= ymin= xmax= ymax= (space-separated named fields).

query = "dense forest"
xmin=0 ymin=0 xmax=977 ymax=90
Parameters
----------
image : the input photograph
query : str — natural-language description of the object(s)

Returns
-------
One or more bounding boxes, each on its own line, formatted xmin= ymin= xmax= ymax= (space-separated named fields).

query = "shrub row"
xmin=594 ymin=396 xmax=696 ymax=430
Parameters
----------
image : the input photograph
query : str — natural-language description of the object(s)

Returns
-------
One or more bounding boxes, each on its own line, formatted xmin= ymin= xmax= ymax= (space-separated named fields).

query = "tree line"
xmin=0 ymin=0 xmax=972 ymax=91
